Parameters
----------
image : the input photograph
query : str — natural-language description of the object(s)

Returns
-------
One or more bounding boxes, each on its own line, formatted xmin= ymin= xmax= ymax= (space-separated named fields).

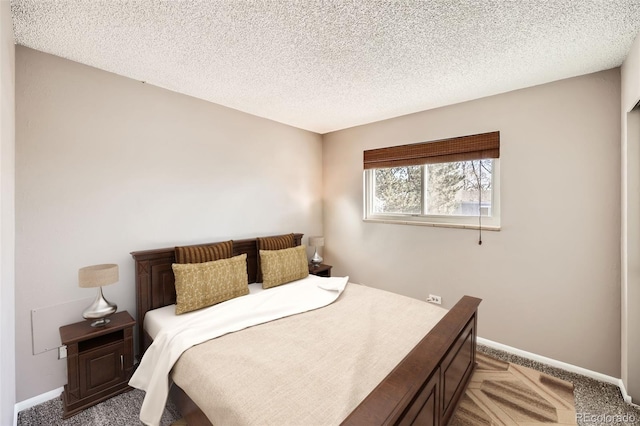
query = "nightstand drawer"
xmin=79 ymin=341 xmax=125 ymax=398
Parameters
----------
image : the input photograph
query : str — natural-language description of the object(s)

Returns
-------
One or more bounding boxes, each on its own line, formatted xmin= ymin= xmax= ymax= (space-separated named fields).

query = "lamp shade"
xmin=309 ymin=236 xmax=324 ymax=247
xmin=78 ymin=264 xmax=119 ymax=288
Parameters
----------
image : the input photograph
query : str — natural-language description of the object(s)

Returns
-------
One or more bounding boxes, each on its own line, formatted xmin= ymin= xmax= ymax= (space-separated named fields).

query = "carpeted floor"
xmin=17 ymin=345 xmax=640 ymax=425
xmin=476 ymin=345 xmax=640 ymax=426
xmin=16 ymin=388 xmax=181 ymax=426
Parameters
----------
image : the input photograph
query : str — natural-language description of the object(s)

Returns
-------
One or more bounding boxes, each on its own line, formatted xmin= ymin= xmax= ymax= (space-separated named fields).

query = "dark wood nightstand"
xmin=59 ymin=311 xmax=135 ymax=419
xmin=309 ymin=263 xmax=332 ymax=277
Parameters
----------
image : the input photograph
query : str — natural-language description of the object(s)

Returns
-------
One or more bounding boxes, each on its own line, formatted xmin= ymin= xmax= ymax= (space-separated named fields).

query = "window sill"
xmin=363 ymin=218 xmax=501 ymax=231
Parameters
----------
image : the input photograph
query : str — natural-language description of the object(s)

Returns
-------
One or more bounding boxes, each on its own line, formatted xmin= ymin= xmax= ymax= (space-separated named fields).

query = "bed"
xmin=130 ymin=233 xmax=481 ymax=425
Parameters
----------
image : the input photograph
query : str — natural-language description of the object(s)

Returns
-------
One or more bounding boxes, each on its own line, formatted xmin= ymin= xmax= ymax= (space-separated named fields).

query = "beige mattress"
xmin=171 ymin=283 xmax=448 ymax=426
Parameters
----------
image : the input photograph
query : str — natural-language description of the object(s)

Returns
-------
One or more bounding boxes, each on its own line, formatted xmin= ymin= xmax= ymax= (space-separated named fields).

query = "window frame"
xmin=363 ymin=159 xmax=501 ymax=230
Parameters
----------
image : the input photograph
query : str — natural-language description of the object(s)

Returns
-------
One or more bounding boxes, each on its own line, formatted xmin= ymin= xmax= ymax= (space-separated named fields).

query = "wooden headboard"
xmin=130 ymin=233 xmax=303 ymax=358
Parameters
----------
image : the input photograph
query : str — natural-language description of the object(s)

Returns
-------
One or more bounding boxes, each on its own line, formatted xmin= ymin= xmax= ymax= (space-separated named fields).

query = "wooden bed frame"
xmin=131 ymin=233 xmax=481 ymax=426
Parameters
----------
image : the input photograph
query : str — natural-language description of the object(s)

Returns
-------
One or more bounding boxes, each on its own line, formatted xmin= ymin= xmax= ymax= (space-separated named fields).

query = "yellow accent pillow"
xmin=260 ymin=245 xmax=309 ymax=289
xmin=172 ymin=253 xmax=249 ymax=315
xmin=256 ymin=233 xmax=295 ymax=282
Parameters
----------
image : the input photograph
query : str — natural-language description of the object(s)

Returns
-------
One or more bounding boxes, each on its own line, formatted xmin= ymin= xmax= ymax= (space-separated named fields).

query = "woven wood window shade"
xmin=363 ymin=131 xmax=500 ymax=169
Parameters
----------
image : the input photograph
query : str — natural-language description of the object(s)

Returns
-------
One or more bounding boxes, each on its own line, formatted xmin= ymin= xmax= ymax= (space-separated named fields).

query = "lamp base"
xmin=83 ymin=286 xmax=117 ymax=327
xmin=311 ymin=247 xmax=323 ymax=266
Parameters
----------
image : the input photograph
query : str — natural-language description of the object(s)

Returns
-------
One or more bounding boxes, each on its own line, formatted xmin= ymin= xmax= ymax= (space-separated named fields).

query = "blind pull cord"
xmin=478 ymin=160 xmax=483 ymax=245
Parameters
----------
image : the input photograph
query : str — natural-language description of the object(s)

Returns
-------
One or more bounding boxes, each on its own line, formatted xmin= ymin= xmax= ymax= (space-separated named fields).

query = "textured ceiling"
xmin=10 ymin=0 xmax=640 ymax=134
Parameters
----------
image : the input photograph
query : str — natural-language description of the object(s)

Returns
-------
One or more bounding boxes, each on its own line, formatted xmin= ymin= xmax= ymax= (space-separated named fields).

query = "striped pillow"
xmin=256 ymin=234 xmax=295 ymax=282
xmin=175 ymin=240 xmax=233 ymax=264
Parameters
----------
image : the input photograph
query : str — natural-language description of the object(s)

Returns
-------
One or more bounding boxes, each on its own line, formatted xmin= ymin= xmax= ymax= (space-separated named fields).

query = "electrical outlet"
xmin=427 ymin=294 xmax=442 ymax=305
xmin=58 ymin=345 xmax=67 ymax=359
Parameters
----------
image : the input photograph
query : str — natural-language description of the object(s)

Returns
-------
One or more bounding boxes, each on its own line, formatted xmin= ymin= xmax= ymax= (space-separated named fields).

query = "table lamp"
xmin=309 ymin=236 xmax=324 ymax=267
xmin=79 ymin=264 xmax=118 ymax=327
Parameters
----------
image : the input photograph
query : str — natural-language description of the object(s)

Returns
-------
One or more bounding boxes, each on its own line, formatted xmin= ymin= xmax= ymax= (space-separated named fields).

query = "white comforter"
xmin=129 ymin=275 xmax=349 ymax=426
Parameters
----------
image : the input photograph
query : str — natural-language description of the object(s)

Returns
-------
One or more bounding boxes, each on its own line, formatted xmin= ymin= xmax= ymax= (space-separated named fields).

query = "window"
xmin=363 ymin=132 xmax=500 ymax=229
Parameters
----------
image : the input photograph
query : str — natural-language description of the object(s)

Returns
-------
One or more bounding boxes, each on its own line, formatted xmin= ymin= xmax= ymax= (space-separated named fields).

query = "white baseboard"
xmin=13 ymin=387 xmax=63 ymax=426
xmin=477 ymin=337 xmax=633 ymax=404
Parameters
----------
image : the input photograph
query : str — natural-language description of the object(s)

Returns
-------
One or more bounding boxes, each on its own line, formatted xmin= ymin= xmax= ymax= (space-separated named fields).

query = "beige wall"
xmin=1 ymin=0 xmax=16 ymax=423
xmin=323 ymin=69 xmax=622 ymax=377
xmin=621 ymin=32 xmax=640 ymax=402
xmin=14 ymin=46 xmax=323 ymax=401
